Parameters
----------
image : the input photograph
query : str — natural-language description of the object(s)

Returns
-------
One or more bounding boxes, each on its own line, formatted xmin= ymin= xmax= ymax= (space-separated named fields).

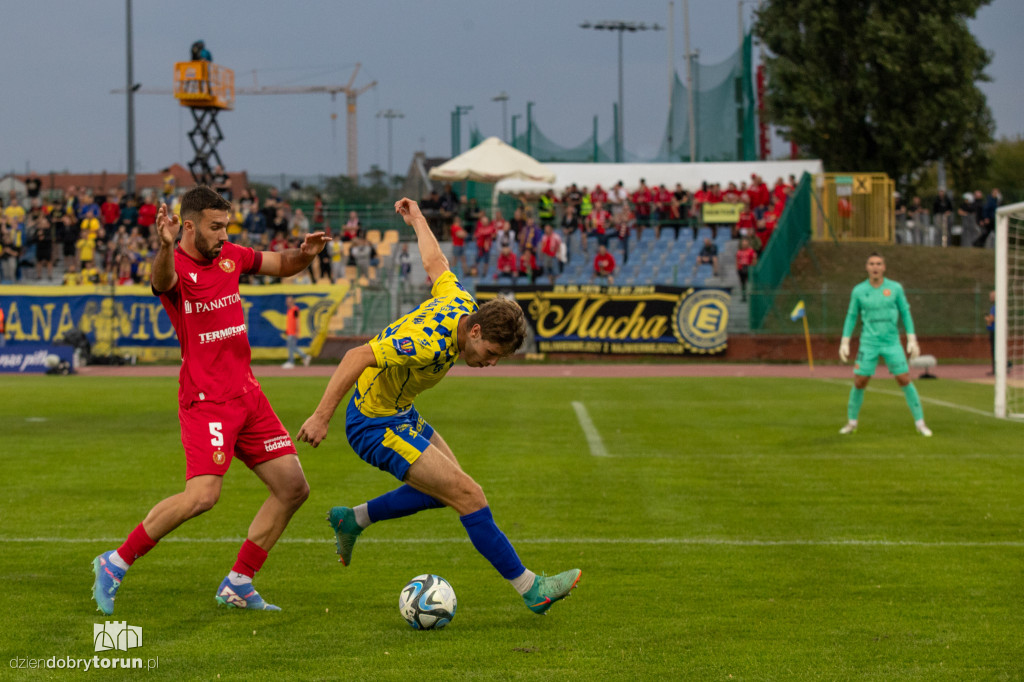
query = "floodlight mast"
xmin=580 ymin=19 xmax=663 ymax=162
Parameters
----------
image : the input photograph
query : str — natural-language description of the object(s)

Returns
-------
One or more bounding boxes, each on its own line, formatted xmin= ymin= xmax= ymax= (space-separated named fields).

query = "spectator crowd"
xmin=0 ymin=178 xmax=380 ymax=287
xmin=417 ymin=173 xmax=800 ymax=286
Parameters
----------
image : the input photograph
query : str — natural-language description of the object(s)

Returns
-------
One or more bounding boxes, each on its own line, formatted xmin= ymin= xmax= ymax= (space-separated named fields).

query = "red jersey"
xmin=451 ymin=223 xmax=467 ymax=247
xmin=519 ymin=250 xmax=537 ymax=274
xmin=540 ymin=232 xmax=561 ymax=258
xmin=137 ymin=203 xmax=157 ymax=227
xmin=736 ymin=247 xmax=757 ymax=268
xmin=594 ymin=251 xmax=616 ymax=275
xmin=496 ymin=251 xmax=517 ymax=274
xmin=157 ymin=241 xmax=263 ymax=408
xmin=475 ymin=221 xmax=497 ymax=250
xmin=100 ymin=201 xmax=121 ymax=226
xmin=737 ymin=210 xmax=757 ymax=232
xmin=590 ymin=209 xmax=611 ymax=235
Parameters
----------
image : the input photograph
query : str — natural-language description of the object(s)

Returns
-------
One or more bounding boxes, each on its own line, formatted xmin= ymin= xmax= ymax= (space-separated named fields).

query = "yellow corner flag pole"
xmin=802 ymin=314 xmax=814 ymax=370
xmin=791 ymin=300 xmax=814 ymax=371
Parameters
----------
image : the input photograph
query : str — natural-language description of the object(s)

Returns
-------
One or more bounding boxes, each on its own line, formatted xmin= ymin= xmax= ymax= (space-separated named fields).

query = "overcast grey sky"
xmin=0 ymin=0 xmax=1019 ymax=180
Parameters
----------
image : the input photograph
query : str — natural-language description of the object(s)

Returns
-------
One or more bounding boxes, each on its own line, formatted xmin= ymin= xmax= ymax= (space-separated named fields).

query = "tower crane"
xmin=126 ymin=62 xmax=376 ymax=182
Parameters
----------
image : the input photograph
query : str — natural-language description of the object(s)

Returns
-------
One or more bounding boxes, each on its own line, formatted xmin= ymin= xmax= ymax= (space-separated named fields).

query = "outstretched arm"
xmin=395 ymin=198 xmax=449 ymax=282
xmin=296 ymin=344 xmax=377 ymax=448
xmin=259 ymin=231 xmax=332 ymax=278
xmin=151 ymin=203 xmax=180 ymax=293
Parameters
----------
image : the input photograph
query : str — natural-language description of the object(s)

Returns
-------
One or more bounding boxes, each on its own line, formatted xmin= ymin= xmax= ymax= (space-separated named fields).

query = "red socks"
xmin=117 ymin=523 xmax=157 ymax=565
xmin=232 ymin=539 xmax=268 ymax=578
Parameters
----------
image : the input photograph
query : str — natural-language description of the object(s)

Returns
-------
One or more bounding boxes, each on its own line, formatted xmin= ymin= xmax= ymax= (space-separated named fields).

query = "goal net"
xmin=994 ymin=202 xmax=1024 ymax=418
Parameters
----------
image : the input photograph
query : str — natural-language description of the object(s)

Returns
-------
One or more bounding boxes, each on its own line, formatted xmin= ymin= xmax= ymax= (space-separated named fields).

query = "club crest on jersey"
xmin=393 ymin=337 xmax=416 ymax=355
xmin=883 ymin=288 xmax=891 ymax=297
xmin=212 ymin=450 xmax=226 ymax=465
xmin=219 ymin=259 xmax=236 ymax=273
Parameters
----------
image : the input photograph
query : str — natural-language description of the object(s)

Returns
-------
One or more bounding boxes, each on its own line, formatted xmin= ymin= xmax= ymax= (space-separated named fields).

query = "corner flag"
xmin=789 ymin=300 xmax=813 ymax=370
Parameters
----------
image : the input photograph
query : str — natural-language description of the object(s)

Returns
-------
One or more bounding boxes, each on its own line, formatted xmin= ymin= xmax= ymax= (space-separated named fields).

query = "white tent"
xmin=494 ymin=159 xmax=825 ymax=195
xmin=428 ymin=136 xmax=556 ymax=184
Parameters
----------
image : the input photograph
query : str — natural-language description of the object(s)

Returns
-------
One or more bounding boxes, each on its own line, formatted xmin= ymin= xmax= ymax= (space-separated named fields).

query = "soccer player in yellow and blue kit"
xmin=297 ymin=198 xmax=581 ymax=615
xmin=838 ymin=252 xmax=932 ymax=436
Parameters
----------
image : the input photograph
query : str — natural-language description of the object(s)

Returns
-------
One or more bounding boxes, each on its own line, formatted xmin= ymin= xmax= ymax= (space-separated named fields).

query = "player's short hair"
xmin=180 ymin=186 xmax=231 ymax=222
xmin=867 ymin=251 xmax=884 ymax=261
xmin=466 ymin=296 xmax=527 ymax=356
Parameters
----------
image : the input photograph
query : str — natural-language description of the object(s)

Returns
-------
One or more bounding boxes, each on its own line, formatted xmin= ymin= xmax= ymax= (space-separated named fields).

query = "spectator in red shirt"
xmin=495 ymin=244 xmax=518 ymax=284
xmin=100 ymin=195 xmax=121 ymax=239
xmin=539 ymin=224 xmax=563 ymax=285
xmin=137 ymin=194 xmax=158 ymax=237
xmin=735 ymin=198 xmax=757 ymax=239
xmin=750 ymin=174 xmax=771 ymax=215
xmin=474 ymin=214 xmax=497 ymax=278
xmin=756 ymin=200 xmax=781 ymax=251
xmin=692 ymin=182 xmax=709 ymax=230
xmin=735 ymin=238 xmax=757 ymax=301
xmin=631 ymin=178 xmax=653 ymax=241
xmin=593 ymin=243 xmax=616 ymax=284
xmin=772 ymin=177 xmax=788 ymax=205
xmin=590 ymin=184 xmax=608 ymax=206
xmin=615 ymin=206 xmax=635 ymax=263
xmin=589 ymin=202 xmax=612 ymax=248
xmin=518 ymin=244 xmax=540 ymax=284
xmin=450 ymin=216 xmax=468 ymax=276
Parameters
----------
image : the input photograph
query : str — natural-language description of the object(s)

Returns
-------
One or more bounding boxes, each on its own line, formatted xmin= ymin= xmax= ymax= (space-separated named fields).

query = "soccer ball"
xmin=398 ymin=574 xmax=457 ymax=630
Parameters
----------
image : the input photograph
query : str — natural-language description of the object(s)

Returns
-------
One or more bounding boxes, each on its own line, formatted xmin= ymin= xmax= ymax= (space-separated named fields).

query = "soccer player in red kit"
xmin=91 ymin=186 xmax=330 ymax=614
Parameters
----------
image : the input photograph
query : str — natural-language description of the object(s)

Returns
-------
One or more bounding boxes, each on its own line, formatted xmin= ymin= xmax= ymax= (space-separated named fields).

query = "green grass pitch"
xmin=2 ymin=374 xmax=1023 ymax=680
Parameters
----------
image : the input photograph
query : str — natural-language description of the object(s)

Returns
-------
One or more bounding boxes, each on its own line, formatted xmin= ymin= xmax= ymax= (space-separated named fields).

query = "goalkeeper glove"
xmin=839 ymin=337 xmax=851 ymax=363
xmin=906 ymin=334 xmax=920 ymax=360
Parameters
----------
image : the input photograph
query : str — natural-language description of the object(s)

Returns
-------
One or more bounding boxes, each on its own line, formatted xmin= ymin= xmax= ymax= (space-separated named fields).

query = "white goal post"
xmin=994 ymin=201 xmax=1024 ymax=418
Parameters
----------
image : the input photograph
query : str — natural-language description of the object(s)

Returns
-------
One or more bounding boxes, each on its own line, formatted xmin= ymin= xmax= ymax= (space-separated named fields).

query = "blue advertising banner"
xmin=0 ymin=283 xmax=349 ymax=361
xmin=0 ymin=342 xmax=75 ymax=374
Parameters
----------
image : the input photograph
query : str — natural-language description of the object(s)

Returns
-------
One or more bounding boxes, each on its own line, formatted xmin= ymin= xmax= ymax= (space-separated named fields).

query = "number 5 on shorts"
xmin=209 ymin=422 xmax=224 ymax=447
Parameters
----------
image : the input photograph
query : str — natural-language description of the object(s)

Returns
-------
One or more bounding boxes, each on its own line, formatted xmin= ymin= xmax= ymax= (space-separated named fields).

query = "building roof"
xmin=13 ymin=163 xmax=249 ymax=197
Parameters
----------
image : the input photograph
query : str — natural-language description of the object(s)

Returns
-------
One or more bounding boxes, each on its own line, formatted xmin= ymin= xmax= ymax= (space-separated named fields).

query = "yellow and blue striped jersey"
xmin=355 ymin=271 xmax=477 ymax=417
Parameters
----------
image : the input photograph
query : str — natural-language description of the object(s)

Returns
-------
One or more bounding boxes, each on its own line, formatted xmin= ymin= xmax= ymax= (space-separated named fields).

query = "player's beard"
xmin=195 ymin=230 xmax=224 ymax=261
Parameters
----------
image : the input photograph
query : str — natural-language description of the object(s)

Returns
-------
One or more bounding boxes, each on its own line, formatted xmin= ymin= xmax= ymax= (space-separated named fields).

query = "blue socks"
xmin=366 ymin=485 xmax=444 ymax=522
xmin=365 ymin=489 xmax=526 ymax=582
xmin=460 ymin=506 xmax=526 ymax=580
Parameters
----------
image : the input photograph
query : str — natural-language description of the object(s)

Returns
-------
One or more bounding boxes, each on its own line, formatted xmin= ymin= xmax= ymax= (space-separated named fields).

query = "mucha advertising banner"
xmin=0 ymin=283 xmax=349 ymax=362
xmin=476 ymin=284 xmax=730 ymax=355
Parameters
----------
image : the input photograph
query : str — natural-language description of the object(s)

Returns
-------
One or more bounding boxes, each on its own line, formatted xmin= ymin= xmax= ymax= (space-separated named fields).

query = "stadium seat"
xmin=366 ymin=229 xmax=382 ymax=244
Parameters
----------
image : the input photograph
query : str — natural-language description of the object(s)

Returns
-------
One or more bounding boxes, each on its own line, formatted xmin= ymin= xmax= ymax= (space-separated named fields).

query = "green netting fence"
xmin=505 ymin=33 xmax=756 ymax=163
xmin=749 ymin=172 xmax=813 ymax=329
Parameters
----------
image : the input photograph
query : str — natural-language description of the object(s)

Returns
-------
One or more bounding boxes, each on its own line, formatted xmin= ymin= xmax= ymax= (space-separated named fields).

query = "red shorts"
xmin=179 ymin=388 xmax=296 ymax=479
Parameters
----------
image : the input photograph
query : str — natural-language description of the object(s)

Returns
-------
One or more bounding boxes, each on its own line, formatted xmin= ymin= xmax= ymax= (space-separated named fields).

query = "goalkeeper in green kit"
xmin=838 ymin=253 xmax=932 ymax=436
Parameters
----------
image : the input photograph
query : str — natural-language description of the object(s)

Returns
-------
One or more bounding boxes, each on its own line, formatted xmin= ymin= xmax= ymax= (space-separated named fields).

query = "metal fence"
xmin=750 ymin=286 xmax=992 ymax=335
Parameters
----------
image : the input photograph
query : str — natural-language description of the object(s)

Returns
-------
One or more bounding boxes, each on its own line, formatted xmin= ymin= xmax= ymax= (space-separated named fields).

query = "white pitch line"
xmin=819 ymin=378 xmax=1001 ymax=419
xmin=4 ymin=536 xmax=1024 ymax=548
xmin=572 ymin=400 xmax=610 ymax=457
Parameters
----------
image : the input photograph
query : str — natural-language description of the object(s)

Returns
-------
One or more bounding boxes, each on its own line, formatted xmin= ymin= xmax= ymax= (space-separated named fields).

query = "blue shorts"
xmin=854 ymin=341 xmax=909 ymax=377
xmin=345 ymin=394 xmax=435 ymax=481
